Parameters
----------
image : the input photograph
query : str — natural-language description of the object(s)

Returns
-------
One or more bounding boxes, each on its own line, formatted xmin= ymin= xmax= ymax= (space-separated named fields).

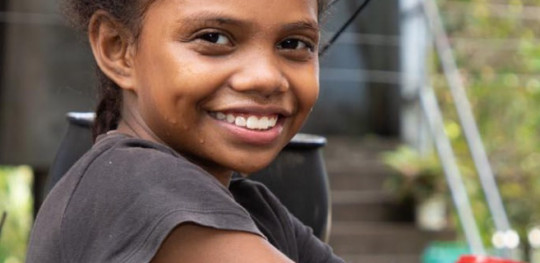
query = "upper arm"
xmin=151 ymin=224 xmax=294 ymax=263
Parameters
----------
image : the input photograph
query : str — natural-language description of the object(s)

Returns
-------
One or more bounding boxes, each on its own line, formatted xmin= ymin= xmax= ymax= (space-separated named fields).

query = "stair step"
xmin=328 ymin=170 xmax=389 ymax=191
xmin=329 ymin=222 xmax=456 ymax=254
xmin=331 ymin=190 xmax=415 ymax=222
xmin=322 ymin=137 xmax=450 ymax=260
xmin=324 ymin=136 xmax=399 ymax=155
xmin=324 ymin=136 xmax=398 ymax=191
xmin=325 ymin=156 xmax=387 ymax=173
xmin=332 ymin=190 xmax=395 ymax=204
xmin=325 ymin=153 xmax=391 ymax=174
xmin=324 ymin=138 xmax=398 ymax=165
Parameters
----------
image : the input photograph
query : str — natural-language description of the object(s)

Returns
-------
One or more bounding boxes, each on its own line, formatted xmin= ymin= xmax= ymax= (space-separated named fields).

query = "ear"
xmin=88 ymin=10 xmax=137 ymax=91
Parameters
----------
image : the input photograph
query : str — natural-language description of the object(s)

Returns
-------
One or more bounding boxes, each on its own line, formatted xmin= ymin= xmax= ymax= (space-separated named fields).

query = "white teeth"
xmin=213 ymin=112 xmax=279 ymax=130
xmin=246 ymin=116 xmax=258 ymax=129
xmin=260 ymin=117 xmax=269 ymax=130
xmin=216 ymin=112 xmax=226 ymax=120
xmin=269 ymin=117 xmax=277 ymax=127
xmin=235 ymin=116 xmax=247 ymax=127
xmin=226 ymin=114 xmax=235 ymax=123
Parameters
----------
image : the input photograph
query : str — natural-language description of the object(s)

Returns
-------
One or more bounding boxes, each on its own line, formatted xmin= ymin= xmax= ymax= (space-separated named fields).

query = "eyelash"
xmin=196 ymin=31 xmax=233 ymax=46
xmin=277 ymin=38 xmax=315 ymax=52
xmin=193 ymin=31 xmax=316 ymax=55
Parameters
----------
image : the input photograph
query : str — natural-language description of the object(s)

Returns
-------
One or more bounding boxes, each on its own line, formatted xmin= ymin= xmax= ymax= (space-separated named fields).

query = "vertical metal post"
xmin=400 ymin=0 xmax=431 ymax=155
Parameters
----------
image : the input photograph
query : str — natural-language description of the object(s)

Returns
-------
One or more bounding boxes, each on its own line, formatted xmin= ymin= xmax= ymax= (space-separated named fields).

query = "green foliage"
xmin=383 ymin=146 xmax=446 ymax=202
xmin=0 ymin=166 xmax=33 ymax=263
xmin=435 ymin=0 xmax=540 ymax=248
xmin=385 ymin=0 xmax=540 ymax=251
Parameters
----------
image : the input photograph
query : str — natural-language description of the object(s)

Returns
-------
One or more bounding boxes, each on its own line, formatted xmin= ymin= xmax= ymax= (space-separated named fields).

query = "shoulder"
xmin=229 ymin=178 xmax=301 ymax=257
xmin=229 ymin=177 xmax=292 ymax=231
xmin=82 ymin=133 xmax=225 ymax=197
xmin=57 ymin=133 xmax=262 ymax=262
xmin=230 ymin=177 xmax=345 ymax=263
xmin=229 ymin=177 xmax=277 ymax=203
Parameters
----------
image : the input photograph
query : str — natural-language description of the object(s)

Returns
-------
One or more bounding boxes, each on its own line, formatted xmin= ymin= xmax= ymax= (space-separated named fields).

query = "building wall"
xmin=302 ymin=0 xmax=401 ymax=136
xmin=0 ymin=0 xmax=95 ymax=167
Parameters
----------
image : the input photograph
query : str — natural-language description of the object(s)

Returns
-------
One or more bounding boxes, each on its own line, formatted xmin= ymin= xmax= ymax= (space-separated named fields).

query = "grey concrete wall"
xmin=0 ymin=0 xmax=95 ymax=167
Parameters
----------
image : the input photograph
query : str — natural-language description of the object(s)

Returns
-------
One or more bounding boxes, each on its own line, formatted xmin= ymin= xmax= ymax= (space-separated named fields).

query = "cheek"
xmin=169 ymin=59 xmax=233 ymax=98
xmin=145 ymin=63 xmax=222 ymax=108
xmin=293 ymin=67 xmax=320 ymax=112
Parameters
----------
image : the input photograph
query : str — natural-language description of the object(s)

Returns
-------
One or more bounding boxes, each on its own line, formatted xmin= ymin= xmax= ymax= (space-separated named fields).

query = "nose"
xmin=228 ymin=50 xmax=289 ymax=97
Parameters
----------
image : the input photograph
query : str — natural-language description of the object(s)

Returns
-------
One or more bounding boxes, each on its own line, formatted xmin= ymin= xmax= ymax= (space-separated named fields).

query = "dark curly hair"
xmin=62 ymin=0 xmax=332 ymax=140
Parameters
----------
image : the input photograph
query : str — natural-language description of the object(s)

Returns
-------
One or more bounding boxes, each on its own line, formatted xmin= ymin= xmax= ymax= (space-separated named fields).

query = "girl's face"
xmin=127 ymin=0 xmax=319 ymax=179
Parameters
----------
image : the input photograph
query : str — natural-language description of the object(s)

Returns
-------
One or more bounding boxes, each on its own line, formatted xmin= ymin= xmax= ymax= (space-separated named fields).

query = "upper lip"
xmin=208 ymin=104 xmax=293 ymax=117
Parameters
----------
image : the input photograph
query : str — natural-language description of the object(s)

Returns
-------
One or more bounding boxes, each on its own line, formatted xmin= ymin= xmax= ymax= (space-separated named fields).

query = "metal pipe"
xmin=420 ymin=85 xmax=486 ymax=255
xmin=422 ymin=0 xmax=511 ymax=235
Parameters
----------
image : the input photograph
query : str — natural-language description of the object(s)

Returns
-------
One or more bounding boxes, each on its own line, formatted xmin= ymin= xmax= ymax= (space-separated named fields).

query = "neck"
xmin=118 ymin=120 xmax=234 ymax=187
xmin=117 ymin=92 xmax=164 ymax=145
xmin=117 ymin=91 xmax=234 ymax=187
xmin=203 ymin=167 xmax=234 ymax=187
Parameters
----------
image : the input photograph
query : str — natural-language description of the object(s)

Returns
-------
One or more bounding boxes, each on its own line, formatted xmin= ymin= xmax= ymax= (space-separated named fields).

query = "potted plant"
xmin=382 ymin=146 xmax=448 ymax=231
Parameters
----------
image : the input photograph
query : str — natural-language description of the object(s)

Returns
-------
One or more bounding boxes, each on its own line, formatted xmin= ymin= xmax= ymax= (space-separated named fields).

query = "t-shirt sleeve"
xmin=288 ymin=214 xmax=345 ymax=263
xmin=230 ymin=178 xmax=344 ymax=263
xmin=60 ymin=144 xmax=262 ymax=263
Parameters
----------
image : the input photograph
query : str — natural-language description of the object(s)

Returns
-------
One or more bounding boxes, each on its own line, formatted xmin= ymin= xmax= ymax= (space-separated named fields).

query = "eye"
xmin=277 ymin=38 xmax=314 ymax=51
xmin=198 ymin=32 xmax=231 ymax=45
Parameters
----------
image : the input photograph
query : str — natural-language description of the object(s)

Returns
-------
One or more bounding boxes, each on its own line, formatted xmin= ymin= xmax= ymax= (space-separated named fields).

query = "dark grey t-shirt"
xmin=26 ymin=133 xmax=344 ymax=263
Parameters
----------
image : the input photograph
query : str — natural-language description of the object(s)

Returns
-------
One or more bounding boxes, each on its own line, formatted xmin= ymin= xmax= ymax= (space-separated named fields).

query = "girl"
xmin=27 ymin=0 xmax=343 ymax=262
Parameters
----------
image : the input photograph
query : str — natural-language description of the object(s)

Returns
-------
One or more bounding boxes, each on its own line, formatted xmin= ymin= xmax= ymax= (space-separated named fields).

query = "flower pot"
xmin=416 ymin=194 xmax=448 ymax=231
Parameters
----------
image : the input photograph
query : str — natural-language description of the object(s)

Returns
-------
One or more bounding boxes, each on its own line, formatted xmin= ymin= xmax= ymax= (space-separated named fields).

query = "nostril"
xmin=229 ymin=72 xmax=289 ymax=96
xmin=229 ymin=56 xmax=289 ymax=95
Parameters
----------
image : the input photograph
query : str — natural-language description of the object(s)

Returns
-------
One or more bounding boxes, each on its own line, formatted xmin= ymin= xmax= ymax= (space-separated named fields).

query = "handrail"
xmin=422 ymin=0 xmax=515 ymax=256
xmin=420 ymin=84 xmax=486 ymax=255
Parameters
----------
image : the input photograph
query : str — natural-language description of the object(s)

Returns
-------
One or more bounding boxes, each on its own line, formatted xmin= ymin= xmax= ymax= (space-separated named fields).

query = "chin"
xmin=233 ymin=159 xmax=274 ymax=174
xmin=227 ymin=151 xmax=280 ymax=175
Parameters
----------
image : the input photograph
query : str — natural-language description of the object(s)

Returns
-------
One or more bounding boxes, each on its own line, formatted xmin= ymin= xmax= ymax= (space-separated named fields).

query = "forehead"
xmin=146 ymin=0 xmax=319 ymax=28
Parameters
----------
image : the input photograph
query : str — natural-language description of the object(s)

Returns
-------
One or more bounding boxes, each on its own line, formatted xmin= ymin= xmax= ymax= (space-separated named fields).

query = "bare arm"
xmin=151 ymin=224 xmax=294 ymax=263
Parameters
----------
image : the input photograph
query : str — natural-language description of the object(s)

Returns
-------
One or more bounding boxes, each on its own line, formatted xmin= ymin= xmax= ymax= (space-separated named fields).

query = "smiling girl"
xmin=26 ymin=0 xmax=343 ymax=262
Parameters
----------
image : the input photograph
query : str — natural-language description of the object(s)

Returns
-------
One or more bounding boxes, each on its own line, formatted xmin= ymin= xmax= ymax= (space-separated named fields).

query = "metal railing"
xmin=421 ymin=0 xmax=516 ymax=257
xmin=322 ymin=0 xmax=514 ymax=256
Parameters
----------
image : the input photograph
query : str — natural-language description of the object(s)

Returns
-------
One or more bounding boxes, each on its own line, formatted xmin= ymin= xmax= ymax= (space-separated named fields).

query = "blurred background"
xmin=1 ymin=0 xmax=540 ymax=262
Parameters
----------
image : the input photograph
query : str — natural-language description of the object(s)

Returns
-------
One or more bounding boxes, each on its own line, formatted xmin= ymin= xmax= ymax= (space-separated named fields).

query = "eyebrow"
xmin=282 ymin=20 xmax=320 ymax=33
xmin=176 ymin=12 xmax=246 ymax=27
xmin=177 ymin=11 xmax=319 ymax=32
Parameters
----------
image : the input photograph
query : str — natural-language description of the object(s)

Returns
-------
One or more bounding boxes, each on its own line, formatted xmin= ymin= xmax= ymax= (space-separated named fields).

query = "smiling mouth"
xmin=209 ymin=112 xmax=279 ymax=131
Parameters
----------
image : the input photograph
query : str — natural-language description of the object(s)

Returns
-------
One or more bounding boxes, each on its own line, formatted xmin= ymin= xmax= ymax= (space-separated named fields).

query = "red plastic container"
xmin=456 ymin=255 xmax=524 ymax=263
